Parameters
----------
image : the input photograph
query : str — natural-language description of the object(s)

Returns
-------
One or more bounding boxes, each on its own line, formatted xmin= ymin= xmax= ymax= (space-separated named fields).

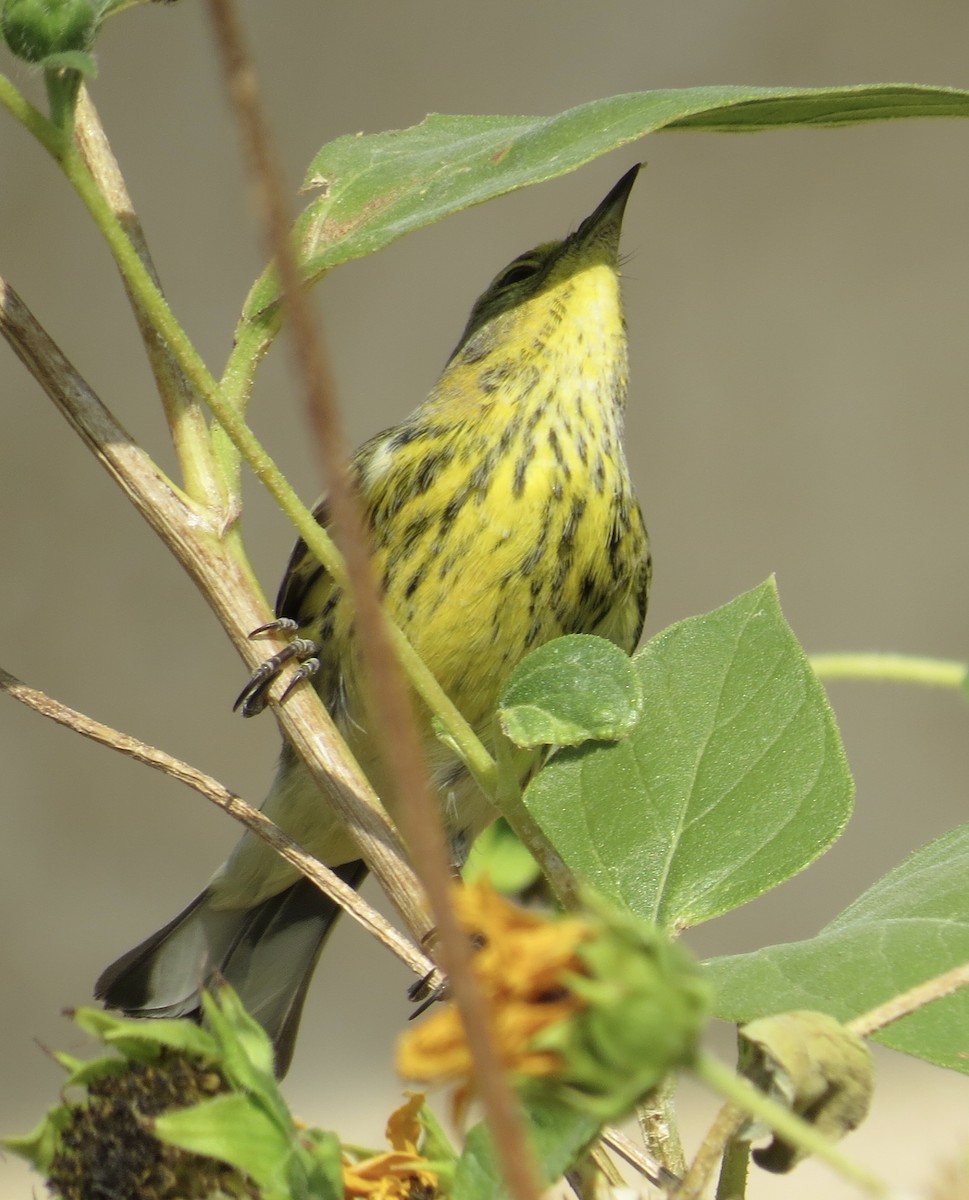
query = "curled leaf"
xmin=738 ymin=1010 xmax=874 ymax=1173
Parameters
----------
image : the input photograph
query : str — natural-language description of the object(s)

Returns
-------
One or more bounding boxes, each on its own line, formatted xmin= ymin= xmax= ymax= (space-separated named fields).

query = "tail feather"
xmin=95 ymin=862 xmax=368 ymax=1076
xmin=219 ymin=864 xmax=367 ymax=1075
xmin=94 ymin=887 xmax=233 ymax=1018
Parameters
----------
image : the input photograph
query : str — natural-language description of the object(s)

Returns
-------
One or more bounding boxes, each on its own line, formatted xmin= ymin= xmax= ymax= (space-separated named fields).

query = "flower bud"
xmin=535 ymin=909 xmax=712 ymax=1120
xmin=1 ymin=0 xmax=96 ymax=64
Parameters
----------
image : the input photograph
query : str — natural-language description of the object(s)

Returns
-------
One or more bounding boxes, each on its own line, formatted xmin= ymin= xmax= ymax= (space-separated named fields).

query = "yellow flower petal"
xmin=386 ymin=1092 xmax=425 ymax=1154
xmin=397 ymin=881 xmax=591 ymax=1094
xmin=343 ymin=1094 xmax=437 ymax=1199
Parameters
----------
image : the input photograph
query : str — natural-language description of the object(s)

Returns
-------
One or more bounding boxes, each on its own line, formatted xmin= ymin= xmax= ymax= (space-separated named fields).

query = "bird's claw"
xmin=248 ymin=616 xmax=300 ymax=639
xmin=408 ymin=967 xmax=450 ymax=1018
xmin=234 ymin=623 xmax=320 ymax=717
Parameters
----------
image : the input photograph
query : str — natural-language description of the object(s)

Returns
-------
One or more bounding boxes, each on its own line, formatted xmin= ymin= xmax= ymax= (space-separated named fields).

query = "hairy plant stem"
xmin=810 ymin=652 xmax=967 ymax=690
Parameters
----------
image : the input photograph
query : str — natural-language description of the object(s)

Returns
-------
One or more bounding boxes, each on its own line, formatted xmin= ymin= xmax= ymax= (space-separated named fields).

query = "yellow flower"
xmin=397 ymin=882 xmax=592 ymax=1093
xmin=397 ymin=881 xmax=712 ymax=1124
xmin=342 ymin=1094 xmax=438 ymax=1200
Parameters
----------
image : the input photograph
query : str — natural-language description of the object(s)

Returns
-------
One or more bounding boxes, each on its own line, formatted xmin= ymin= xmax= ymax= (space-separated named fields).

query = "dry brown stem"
xmin=0 ymin=666 xmax=428 ymax=976
xmin=0 ymin=273 xmax=432 ymax=948
xmin=203 ymin=4 xmax=543 ymax=1198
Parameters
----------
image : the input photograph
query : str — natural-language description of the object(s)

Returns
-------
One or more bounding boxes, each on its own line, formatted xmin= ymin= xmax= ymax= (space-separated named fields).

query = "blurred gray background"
xmin=2 ymin=3 xmax=968 ymax=1195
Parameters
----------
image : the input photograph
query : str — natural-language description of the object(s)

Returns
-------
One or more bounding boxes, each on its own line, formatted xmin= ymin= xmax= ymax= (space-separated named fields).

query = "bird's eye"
xmin=495 ymin=258 xmax=540 ymax=290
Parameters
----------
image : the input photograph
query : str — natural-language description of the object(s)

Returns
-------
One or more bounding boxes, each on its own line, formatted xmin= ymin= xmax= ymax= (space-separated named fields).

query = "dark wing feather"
xmin=275 ymin=496 xmax=333 ymax=625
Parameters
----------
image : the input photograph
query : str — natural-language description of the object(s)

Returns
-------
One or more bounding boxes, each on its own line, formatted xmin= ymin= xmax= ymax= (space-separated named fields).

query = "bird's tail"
xmin=95 ymin=861 xmax=368 ymax=1076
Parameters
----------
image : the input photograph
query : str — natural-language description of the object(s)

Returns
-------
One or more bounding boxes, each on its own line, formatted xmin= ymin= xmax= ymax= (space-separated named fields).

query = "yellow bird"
xmin=97 ymin=164 xmax=651 ymax=1075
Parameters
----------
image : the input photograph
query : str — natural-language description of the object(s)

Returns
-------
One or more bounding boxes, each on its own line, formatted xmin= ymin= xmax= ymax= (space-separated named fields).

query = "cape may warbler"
xmin=97 ymin=164 xmax=651 ymax=1075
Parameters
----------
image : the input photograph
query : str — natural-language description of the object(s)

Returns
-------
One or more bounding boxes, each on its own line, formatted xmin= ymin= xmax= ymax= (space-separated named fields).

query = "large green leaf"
xmin=292 ymin=85 xmax=969 ymax=284
xmin=524 ymin=580 xmax=853 ymax=929
xmin=707 ymin=824 xmax=969 ymax=1075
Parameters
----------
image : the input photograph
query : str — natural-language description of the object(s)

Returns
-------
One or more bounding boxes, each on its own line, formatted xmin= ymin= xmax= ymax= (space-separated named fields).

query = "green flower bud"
xmin=738 ymin=1010 xmax=874 ymax=1174
xmin=534 ymin=908 xmax=712 ymax=1121
xmin=1 ymin=0 xmax=97 ymax=64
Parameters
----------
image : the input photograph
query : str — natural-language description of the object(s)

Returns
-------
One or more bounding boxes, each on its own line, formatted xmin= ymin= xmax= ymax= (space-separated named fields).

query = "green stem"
xmin=0 ymin=72 xmax=218 ymax=511
xmin=214 ymin=283 xmax=283 ymax=493
xmin=0 ymin=68 xmax=495 ymax=787
xmin=0 ymin=70 xmax=67 ymax=157
xmin=64 ymin=140 xmax=235 ymax=513
xmin=44 ymin=67 xmax=81 ymax=134
xmin=809 ymin=652 xmax=967 ymax=691
xmin=715 ymin=1135 xmax=750 ymax=1200
xmin=676 ymin=1101 xmax=744 ymax=1200
xmin=488 ymin=723 xmax=573 ymax=901
xmin=693 ymin=1053 xmax=887 ymax=1197
xmin=224 ymin=264 xmax=283 ymax=408
xmin=637 ymin=1077 xmax=686 ymax=1180
xmin=61 ymin=145 xmax=221 ymax=415
xmin=74 ymin=86 xmax=226 ymax=510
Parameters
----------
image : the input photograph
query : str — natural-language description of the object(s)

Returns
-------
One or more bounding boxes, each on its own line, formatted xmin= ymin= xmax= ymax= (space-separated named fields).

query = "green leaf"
xmin=497 ymin=635 xmax=642 ymax=749
xmin=57 ymin=1053 xmax=128 ymax=1090
xmin=201 ymin=985 xmax=279 ymax=1100
xmin=40 ymin=48 xmax=96 ymax=74
xmin=70 ymin=1005 xmax=219 ymax=1061
xmin=292 ymin=85 xmax=969 ymax=287
xmin=412 ymin=1100 xmax=458 ymax=1172
xmin=707 ymin=823 xmax=969 ymax=1075
xmin=154 ymin=1093 xmax=293 ymax=1194
xmin=196 ymin=985 xmax=304 ymax=1169
xmin=524 ymin=580 xmax=853 ymax=929
xmin=3 ymin=1106 xmax=73 ymax=1173
xmin=464 ymin=818 xmax=541 ymax=894
xmin=298 ymin=1128 xmax=345 ymax=1200
xmin=454 ymin=1095 xmax=600 ymax=1200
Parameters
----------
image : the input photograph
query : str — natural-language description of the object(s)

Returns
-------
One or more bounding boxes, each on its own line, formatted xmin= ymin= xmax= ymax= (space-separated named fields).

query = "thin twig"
xmin=848 ymin=960 xmax=969 ymax=1039
xmin=565 ymin=1149 xmax=621 ymax=1200
xmin=0 ymin=59 xmax=496 ymax=812
xmin=72 ymin=87 xmax=226 ymax=511
xmin=0 ymin=666 xmax=429 ymax=978
xmin=600 ymin=1126 xmax=680 ymax=1191
xmin=673 ymin=1103 xmax=744 ymax=1200
xmin=203 ymin=6 xmax=543 ymax=1199
xmin=0 ymin=274 xmax=432 ymax=947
